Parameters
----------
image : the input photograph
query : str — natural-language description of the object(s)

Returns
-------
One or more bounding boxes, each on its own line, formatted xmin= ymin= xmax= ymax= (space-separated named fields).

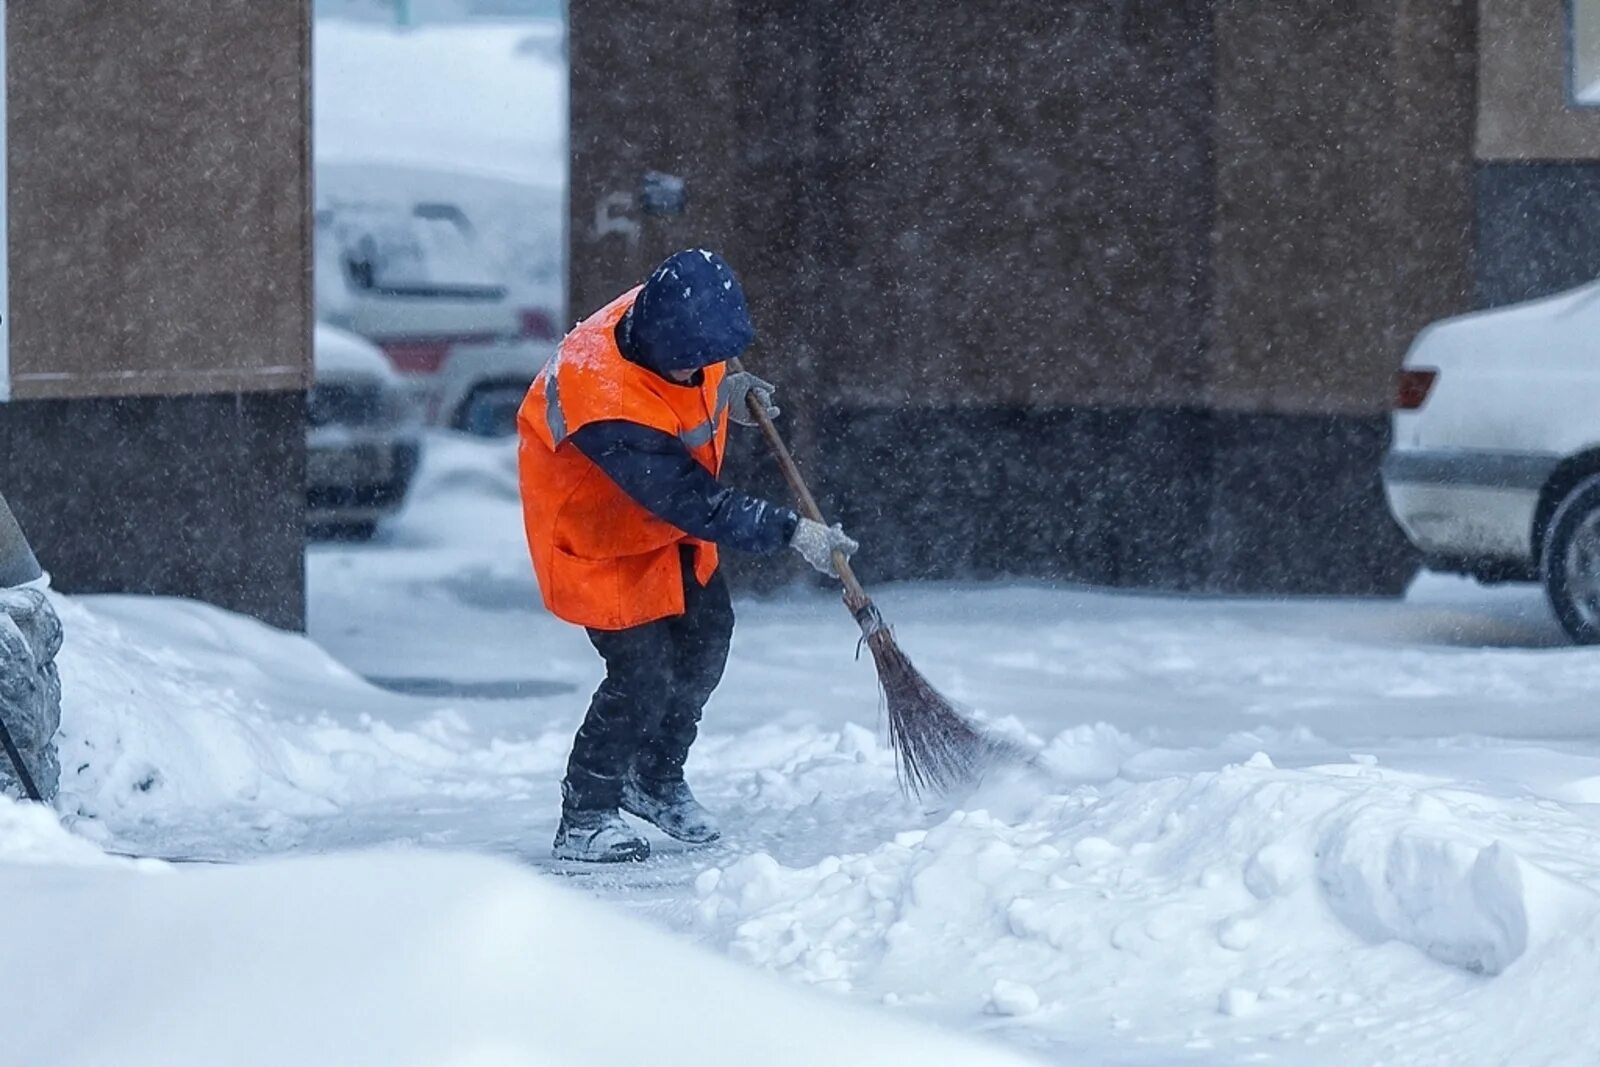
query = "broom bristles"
xmin=865 ymin=628 xmax=1021 ymax=798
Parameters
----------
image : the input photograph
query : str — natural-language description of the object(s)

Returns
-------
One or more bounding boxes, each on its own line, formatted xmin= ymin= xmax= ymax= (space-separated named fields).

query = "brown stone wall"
xmin=1477 ymin=0 xmax=1600 ymax=161
xmin=575 ymin=2 xmax=1474 ymax=420
xmin=1209 ymin=0 xmax=1478 ymax=416
xmin=0 ymin=393 xmax=307 ymax=629
xmin=569 ymin=1 xmax=1474 ymax=594
xmin=570 ymin=1 xmax=1216 ymax=412
xmin=6 ymin=0 xmax=311 ymax=400
xmin=567 ymin=0 xmax=740 ymax=322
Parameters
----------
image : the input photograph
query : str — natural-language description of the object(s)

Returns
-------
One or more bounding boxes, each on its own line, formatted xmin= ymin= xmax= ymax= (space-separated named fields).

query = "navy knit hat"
xmin=630 ymin=249 xmax=755 ymax=373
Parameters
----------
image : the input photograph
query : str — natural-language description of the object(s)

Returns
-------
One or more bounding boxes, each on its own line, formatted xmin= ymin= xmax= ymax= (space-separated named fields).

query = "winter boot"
xmin=552 ymin=808 xmax=650 ymax=863
xmin=621 ymin=775 xmax=721 ymax=845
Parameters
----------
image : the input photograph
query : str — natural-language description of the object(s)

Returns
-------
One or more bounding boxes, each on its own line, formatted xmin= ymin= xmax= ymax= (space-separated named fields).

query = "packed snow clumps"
xmin=696 ymin=754 xmax=1600 ymax=1050
xmin=1313 ymin=783 xmax=1591 ymax=976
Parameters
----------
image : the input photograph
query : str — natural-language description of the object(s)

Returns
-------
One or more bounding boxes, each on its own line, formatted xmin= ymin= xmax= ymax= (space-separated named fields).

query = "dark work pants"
xmin=563 ymin=552 xmax=735 ymax=812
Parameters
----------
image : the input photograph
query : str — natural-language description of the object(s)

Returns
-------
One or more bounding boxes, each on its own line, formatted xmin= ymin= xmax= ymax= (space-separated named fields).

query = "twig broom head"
xmin=732 ymin=379 xmax=1023 ymax=796
xmin=864 ymin=627 xmax=1023 ymax=799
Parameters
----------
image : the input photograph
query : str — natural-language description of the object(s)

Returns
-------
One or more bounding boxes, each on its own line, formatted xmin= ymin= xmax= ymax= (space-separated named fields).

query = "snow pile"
xmin=0 ymin=791 xmax=122 ymax=868
xmin=0 ymin=800 xmax=1033 ymax=1067
xmin=50 ymin=592 xmax=567 ymax=845
xmin=695 ymin=754 xmax=1600 ymax=1061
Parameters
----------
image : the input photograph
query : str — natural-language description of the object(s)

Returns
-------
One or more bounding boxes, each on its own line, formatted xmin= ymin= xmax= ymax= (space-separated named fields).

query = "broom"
xmin=730 ymin=359 xmax=1023 ymax=798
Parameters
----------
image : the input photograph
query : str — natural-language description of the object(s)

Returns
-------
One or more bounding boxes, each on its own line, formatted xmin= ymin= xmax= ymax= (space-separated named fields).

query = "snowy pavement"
xmin=35 ymin=432 xmax=1600 ymax=1065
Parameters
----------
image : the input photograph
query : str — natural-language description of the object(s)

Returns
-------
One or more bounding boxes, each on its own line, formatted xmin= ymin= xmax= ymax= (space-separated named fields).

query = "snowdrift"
xmin=695 ymin=753 xmax=1600 ymax=1062
xmin=0 ymin=800 xmax=1034 ymax=1067
xmin=50 ymin=592 xmax=567 ymax=843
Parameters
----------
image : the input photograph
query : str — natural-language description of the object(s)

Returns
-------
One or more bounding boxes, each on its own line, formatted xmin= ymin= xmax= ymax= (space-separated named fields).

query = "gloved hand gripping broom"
xmin=730 ymin=358 xmax=1021 ymax=797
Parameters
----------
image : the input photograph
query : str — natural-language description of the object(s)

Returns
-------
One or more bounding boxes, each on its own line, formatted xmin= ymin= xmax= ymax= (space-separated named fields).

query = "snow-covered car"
xmin=1381 ymin=280 xmax=1600 ymax=643
xmin=316 ymin=198 xmax=515 ymax=345
xmin=315 ymin=192 xmax=553 ymax=436
xmin=308 ymin=323 xmax=423 ymax=539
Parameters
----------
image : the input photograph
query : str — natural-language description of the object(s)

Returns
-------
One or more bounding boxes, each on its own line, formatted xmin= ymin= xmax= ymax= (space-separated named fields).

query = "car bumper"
xmin=1381 ymin=449 xmax=1557 ymax=563
xmin=306 ymin=433 xmax=422 ymax=525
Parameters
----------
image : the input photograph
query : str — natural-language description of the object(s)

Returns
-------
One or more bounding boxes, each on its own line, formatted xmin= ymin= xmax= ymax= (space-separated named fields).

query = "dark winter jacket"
xmin=570 ymin=250 xmax=798 ymax=557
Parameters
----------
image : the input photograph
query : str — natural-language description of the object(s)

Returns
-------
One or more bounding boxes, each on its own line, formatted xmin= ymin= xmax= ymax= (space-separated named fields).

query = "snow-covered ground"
xmin=0 ymin=807 xmax=1023 ymax=1067
xmin=22 ymin=432 xmax=1600 ymax=1064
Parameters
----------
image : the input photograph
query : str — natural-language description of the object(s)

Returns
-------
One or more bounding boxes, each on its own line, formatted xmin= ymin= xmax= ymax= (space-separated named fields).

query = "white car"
xmin=315 ymin=198 xmax=516 ymax=347
xmin=308 ymin=324 xmax=423 ymax=540
xmin=314 ymin=195 xmax=552 ymax=435
xmin=1382 ymin=281 xmax=1600 ymax=643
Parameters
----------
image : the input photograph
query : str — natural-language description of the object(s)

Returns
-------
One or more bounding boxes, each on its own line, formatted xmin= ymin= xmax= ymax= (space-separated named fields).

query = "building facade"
xmin=570 ymin=0 xmax=1600 ymax=595
xmin=0 ymin=1 xmax=311 ymax=627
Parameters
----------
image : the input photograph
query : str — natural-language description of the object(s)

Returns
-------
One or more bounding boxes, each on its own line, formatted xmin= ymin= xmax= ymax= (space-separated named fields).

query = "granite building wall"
xmin=570 ymin=1 xmax=1482 ymax=595
xmin=0 ymin=0 xmax=311 ymax=627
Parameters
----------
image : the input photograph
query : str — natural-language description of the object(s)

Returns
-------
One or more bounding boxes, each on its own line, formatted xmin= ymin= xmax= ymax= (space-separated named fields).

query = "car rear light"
xmin=519 ymin=308 xmax=558 ymax=340
xmin=377 ymin=333 xmax=506 ymax=375
xmin=379 ymin=341 xmax=454 ymax=375
xmin=1395 ymin=368 xmax=1438 ymax=411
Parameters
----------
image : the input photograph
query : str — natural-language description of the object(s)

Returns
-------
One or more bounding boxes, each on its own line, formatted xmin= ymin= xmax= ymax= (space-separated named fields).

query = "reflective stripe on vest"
xmin=542 ymin=351 xmax=567 ymax=445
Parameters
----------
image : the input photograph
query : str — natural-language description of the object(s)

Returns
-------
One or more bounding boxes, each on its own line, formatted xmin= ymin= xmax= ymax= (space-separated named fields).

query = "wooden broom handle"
xmin=728 ymin=358 xmax=871 ymax=610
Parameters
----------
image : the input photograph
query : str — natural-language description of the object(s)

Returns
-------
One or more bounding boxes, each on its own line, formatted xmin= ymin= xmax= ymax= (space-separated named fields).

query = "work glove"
xmin=723 ymin=371 xmax=780 ymax=427
xmin=789 ymin=517 xmax=859 ymax=577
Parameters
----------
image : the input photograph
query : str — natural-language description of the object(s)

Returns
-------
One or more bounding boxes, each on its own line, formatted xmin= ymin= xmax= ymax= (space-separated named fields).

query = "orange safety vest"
xmin=517 ymin=287 xmax=731 ymax=630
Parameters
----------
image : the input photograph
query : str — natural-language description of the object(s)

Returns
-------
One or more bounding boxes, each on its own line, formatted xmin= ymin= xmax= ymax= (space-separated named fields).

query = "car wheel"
xmin=1541 ymin=474 xmax=1600 ymax=645
xmin=454 ymin=383 xmax=527 ymax=438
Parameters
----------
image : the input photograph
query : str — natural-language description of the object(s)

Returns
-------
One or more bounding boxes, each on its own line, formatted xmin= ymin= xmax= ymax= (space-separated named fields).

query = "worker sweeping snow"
xmin=517 ymin=248 xmax=860 ymax=862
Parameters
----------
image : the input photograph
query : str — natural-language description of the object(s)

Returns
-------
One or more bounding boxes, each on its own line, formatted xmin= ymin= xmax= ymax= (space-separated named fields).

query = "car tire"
xmin=1541 ymin=474 xmax=1600 ymax=645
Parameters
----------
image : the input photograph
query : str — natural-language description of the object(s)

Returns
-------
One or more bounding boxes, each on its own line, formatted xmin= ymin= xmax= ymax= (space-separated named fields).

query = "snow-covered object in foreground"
xmin=0 ymin=588 xmax=62 ymax=799
xmin=0 ymin=802 xmax=1034 ymax=1067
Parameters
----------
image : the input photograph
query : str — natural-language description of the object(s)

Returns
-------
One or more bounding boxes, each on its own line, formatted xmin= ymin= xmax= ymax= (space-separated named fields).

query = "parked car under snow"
xmin=309 ymin=323 xmax=423 ymax=540
xmin=314 ymin=191 xmax=552 ymax=437
xmin=1382 ymin=280 xmax=1600 ymax=644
